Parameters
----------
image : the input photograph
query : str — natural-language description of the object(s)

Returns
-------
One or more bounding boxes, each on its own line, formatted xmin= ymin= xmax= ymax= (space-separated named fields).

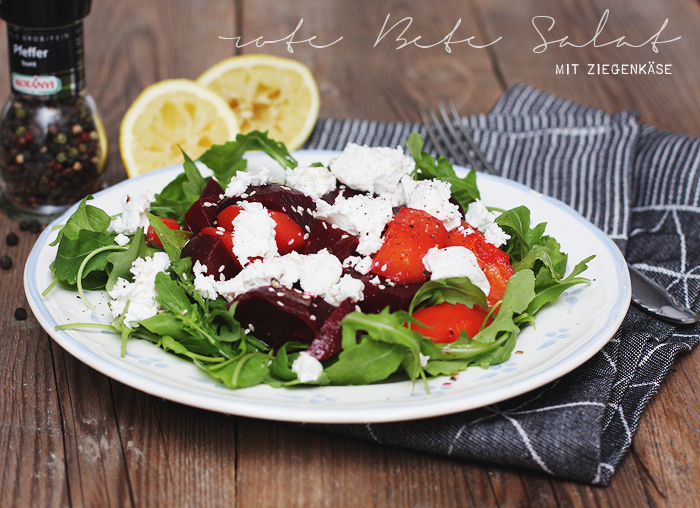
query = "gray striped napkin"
xmin=301 ymin=85 xmax=700 ymax=485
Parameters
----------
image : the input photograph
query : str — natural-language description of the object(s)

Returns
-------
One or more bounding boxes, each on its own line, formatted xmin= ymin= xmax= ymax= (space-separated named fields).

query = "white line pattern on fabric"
xmin=502 ymin=413 xmax=555 ymax=475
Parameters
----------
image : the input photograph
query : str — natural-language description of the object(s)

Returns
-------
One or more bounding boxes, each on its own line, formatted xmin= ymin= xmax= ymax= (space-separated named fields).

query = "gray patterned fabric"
xmin=301 ymin=85 xmax=700 ymax=485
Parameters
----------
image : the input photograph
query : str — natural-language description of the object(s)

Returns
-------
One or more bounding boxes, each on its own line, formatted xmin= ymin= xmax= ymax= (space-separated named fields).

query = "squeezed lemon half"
xmin=119 ymin=79 xmax=239 ymax=177
xmin=197 ymin=54 xmax=320 ymax=151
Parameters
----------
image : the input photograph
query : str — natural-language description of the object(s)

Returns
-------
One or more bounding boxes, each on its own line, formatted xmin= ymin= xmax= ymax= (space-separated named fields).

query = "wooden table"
xmin=2 ymin=1 xmax=699 ymax=506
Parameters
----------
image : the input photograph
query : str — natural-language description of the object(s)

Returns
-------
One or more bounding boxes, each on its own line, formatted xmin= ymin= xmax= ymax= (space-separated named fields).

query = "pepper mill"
xmin=0 ymin=0 xmax=107 ymax=223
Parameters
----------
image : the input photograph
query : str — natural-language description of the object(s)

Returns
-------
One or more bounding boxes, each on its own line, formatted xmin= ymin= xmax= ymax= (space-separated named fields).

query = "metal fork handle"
xmin=420 ymin=100 xmax=498 ymax=176
xmin=445 ymin=101 xmax=498 ymax=176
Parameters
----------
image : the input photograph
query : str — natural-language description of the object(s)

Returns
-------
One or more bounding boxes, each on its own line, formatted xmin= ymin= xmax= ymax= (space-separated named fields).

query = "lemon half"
xmin=120 ymin=79 xmax=239 ymax=177
xmin=197 ymin=54 xmax=320 ymax=151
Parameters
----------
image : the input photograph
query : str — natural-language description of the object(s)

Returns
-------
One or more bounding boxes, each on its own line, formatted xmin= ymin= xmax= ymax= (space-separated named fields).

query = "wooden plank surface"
xmin=1 ymin=0 xmax=699 ymax=506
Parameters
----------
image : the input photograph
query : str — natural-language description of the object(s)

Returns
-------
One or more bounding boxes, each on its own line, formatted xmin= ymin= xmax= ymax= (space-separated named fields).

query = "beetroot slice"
xmin=184 ymin=195 xmax=219 ymax=235
xmin=307 ymin=298 xmax=356 ymax=360
xmin=216 ymin=183 xmax=316 ymax=231
xmin=344 ymin=268 xmax=422 ymax=314
xmin=309 ymin=297 xmax=336 ymax=325
xmin=320 ymin=185 xmax=365 ymax=205
xmin=302 ymin=219 xmax=359 ymax=261
xmin=230 ymin=287 xmax=318 ymax=349
xmin=201 ymin=178 xmax=224 ymax=200
xmin=181 ymin=234 xmax=241 ymax=280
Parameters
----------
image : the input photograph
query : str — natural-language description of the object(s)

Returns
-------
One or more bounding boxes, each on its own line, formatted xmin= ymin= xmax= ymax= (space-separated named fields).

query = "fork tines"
xmin=418 ymin=100 xmax=497 ymax=176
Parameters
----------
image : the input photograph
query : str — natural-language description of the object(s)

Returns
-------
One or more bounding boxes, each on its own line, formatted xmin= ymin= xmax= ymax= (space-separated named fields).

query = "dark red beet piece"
xmin=302 ymin=219 xmax=359 ymax=261
xmin=307 ymin=298 xmax=356 ymax=360
xmin=201 ymin=178 xmax=224 ymax=200
xmin=309 ymin=297 xmax=336 ymax=325
xmin=320 ymin=185 xmax=365 ymax=205
xmin=184 ymin=195 xmax=220 ymax=235
xmin=216 ymin=183 xmax=316 ymax=231
xmin=181 ymin=234 xmax=241 ymax=280
xmin=344 ymin=268 xmax=422 ymax=314
xmin=230 ymin=287 xmax=318 ymax=349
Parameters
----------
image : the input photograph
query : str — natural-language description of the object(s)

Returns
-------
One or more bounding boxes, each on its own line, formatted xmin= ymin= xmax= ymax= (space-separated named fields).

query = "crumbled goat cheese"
xmin=464 ymin=200 xmax=510 ymax=247
xmin=315 ymin=194 xmax=393 ymax=256
xmin=296 ymin=250 xmax=343 ymax=296
xmin=107 ymin=252 xmax=171 ymax=327
xmin=419 ymin=353 xmax=430 ymax=368
xmin=342 ymin=255 xmax=373 ymax=275
xmin=224 ymin=166 xmax=271 ymax=197
xmin=422 ymin=246 xmax=490 ymax=297
xmin=231 ymin=201 xmax=279 ymax=265
xmin=215 ymin=250 xmax=364 ymax=306
xmin=329 ymin=143 xmax=413 ymax=199
xmin=217 ymin=252 xmax=304 ymax=297
xmin=284 ymin=165 xmax=337 ymax=199
xmin=324 ymin=274 xmax=365 ymax=306
xmin=291 ymin=352 xmax=324 ymax=383
xmin=455 ymin=223 xmax=475 ymax=237
xmin=192 ymin=261 xmax=219 ymax=300
xmin=110 ymin=191 xmax=154 ymax=235
xmin=354 ymin=256 xmax=374 ymax=274
xmin=114 ymin=233 xmax=130 ymax=247
xmin=404 ymin=178 xmax=462 ymax=230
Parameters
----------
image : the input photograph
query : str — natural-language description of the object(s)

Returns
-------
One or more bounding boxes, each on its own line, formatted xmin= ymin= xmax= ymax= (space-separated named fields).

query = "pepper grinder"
xmin=0 ymin=0 xmax=107 ymax=223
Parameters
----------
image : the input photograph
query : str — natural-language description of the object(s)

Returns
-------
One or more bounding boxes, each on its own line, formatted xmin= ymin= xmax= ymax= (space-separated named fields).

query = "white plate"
xmin=24 ymin=150 xmax=630 ymax=423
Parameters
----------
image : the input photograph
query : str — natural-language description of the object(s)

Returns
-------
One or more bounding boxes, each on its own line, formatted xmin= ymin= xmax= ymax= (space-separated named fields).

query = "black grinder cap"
xmin=0 ymin=0 xmax=92 ymax=28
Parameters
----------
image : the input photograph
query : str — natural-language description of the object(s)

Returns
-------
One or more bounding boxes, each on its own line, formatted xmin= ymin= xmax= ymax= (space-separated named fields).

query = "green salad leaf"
xmin=149 ymin=149 xmax=208 ymax=220
xmin=146 ymin=213 xmax=192 ymax=262
xmin=406 ymin=132 xmax=480 ymax=210
xmin=198 ymin=130 xmax=298 ymax=187
xmin=409 ymin=277 xmax=488 ymax=314
xmin=49 ymin=195 xmax=112 ymax=247
xmin=105 ymin=228 xmax=150 ymax=291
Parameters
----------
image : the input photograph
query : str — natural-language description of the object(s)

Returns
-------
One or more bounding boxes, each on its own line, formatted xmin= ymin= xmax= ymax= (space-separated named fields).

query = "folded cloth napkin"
xmin=301 ymin=85 xmax=700 ymax=485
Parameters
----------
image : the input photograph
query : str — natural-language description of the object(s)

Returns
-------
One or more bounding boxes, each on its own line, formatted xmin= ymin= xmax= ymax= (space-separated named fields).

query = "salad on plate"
xmin=44 ymin=131 xmax=593 ymax=391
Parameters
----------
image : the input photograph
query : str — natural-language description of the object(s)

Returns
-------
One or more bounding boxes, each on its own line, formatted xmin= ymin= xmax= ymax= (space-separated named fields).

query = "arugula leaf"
xmin=324 ymin=338 xmax=406 ymax=385
xmin=105 ymin=228 xmax=150 ymax=291
xmin=149 ymin=149 xmax=208 ymax=220
xmin=48 ymin=195 xmax=119 ymax=291
xmin=409 ymin=277 xmax=488 ymax=314
xmin=335 ymin=308 xmax=441 ymax=385
xmin=234 ymin=354 xmax=272 ymax=387
xmin=512 ymin=239 xmax=567 ymax=279
xmin=496 ymin=205 xmax=595 ymax=317
xmin=52 ymin=229 xmax=117 ymax=288
xmin=405 ymin=133 xmax=480 ymax=209
xmin=496 ymin=206 xmax=549 ymax=263
xmin=159 ymin=336 xmax=226 ymax=363
xmin=527 ymin=255 xmax=594 ymax=315
xmin=180 ymin=149 xmax=207 ymax=199
xmin=269 ymin=343 xmax=301 ymax=382
xmin=425 ymin=332 xmax=516 ymax=376
xmin=340 ymin=308 xmax=421 ymax=351
xmin=198 ymin=131 xmax=298 ymax=187
xmin=430 ymin=270 xmax=535 ymax=374
xmin=50 ymin=196 xmax=112 ymax=246
xmin=146 ymin=213 xmax=192 ymax=262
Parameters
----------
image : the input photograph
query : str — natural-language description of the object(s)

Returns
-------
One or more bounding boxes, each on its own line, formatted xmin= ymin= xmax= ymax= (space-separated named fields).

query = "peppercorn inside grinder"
xmin=0 ymin=0 xmax=107 ymax=223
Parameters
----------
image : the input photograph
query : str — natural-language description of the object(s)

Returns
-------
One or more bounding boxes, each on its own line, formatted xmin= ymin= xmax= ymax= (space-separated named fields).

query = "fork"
xmin=419 ymin=100 xmax=700 ymax=325
xmin=419 ymin=100 xmax=497 ymax=176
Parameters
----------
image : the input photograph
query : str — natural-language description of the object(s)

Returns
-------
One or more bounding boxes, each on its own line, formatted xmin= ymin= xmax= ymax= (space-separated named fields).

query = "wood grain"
xmin=241 ymin=0 xmax=504 ymax=122
xmin=1 ymin=0 xmax=700 ymax=506
xmin=84 ymin=0 xmax=237 ymax=186
xmin=0 ymin=237 xmax=67 ymax=508
xmin=473 ymin=0 xmax=700 ymax=135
